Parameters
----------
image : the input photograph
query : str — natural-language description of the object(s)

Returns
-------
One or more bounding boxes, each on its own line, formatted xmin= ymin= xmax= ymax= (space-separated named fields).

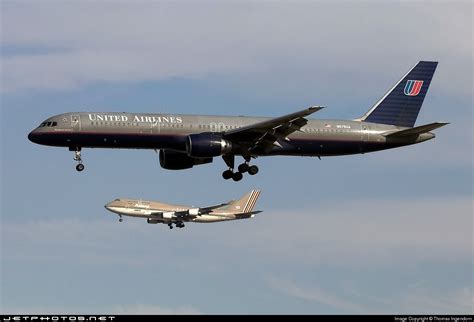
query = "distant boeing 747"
xmin=28 ymin=61 xmax=447 ymax=181
xmin=104 ymin=190 xmax=262 ymax=229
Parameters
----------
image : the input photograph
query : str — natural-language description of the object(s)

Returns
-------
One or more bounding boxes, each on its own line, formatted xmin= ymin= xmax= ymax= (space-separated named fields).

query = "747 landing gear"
xmin=118 ymin=216 xmax=123 ymax=223
xmin=168 ymin=222 xmax=185 ymax=229
xmin=72 ymin=147 xmax=85 ymax=172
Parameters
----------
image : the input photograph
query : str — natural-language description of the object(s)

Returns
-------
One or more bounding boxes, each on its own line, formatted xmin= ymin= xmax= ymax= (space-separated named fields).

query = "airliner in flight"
xmin=104 ymin=190 xmax=262 ymax=229
xmin=28 ymin=61 xmax=447 ymax=181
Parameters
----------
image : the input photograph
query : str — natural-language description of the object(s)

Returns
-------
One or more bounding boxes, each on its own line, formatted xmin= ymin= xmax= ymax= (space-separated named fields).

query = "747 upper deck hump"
xmin=28 ymin=61 xmax=448 ymax=181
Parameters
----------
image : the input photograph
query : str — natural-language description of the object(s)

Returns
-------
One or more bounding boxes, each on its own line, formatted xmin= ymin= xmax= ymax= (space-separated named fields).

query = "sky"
xmin=1 ymin=0 xmax=473 ymax=315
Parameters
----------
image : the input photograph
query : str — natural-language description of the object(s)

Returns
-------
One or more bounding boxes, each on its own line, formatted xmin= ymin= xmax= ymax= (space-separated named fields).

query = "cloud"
xmin=399 ymin=286 xmax=473 ymax=314
xmin=1 ymin=304 xmax=201 ymax=315
xmin=2 ymin=196 xmax=471 ymax=314
xmin=2 ymin=2 xmax=472 ymax=94
xmin=265 ymin=275 xmax=473 ymax=314
xmin=265 ymin=275 xmax=364 ymax=313
xmin=2 ymin=196 xmax=471 ymax=267
xmin=225 ymin=196 xmax=473 ymax=267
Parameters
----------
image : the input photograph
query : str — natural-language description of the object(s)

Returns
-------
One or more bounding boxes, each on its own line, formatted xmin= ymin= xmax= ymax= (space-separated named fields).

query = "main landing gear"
xmin=222 ymin=155 xmax=259 ymax=182
xmin=118 ymin=215 xmax=123 ymax=223
xmin=71 ymin=147 xmax=85 ymax=172
xmin=168 ymin=222 xmax=185 ymax=229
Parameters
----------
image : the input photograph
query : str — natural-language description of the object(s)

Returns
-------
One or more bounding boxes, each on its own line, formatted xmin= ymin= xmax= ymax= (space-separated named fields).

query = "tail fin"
xmin=360 ymin=61 xmax=438 ymax=127
xmin=227 ymin=190 xmax=262 ymax=214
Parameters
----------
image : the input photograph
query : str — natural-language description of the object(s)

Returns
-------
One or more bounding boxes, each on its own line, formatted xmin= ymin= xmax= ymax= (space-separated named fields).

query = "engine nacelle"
xmin=188 ymin=208 xmax=200 ymax=216
xmin=159 ymin=150 xmax=212 ymax=170
xmin=186 ymin=133 xmax=232 ymax=158
xmin=147 ymin=218 xmax=161 ymax=224
xmin=162 ymin=212 xmax=176 ymax=220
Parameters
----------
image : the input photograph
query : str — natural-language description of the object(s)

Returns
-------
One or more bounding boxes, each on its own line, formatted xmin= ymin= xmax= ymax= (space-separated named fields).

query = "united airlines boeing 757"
xmin=104 ymin=190 xmax=262 ymax=229
xmin=28 ymin=61 xmax=447 ymax=181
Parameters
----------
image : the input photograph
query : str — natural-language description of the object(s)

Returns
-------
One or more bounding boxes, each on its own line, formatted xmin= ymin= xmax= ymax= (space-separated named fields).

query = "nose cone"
xmin=104 ymin=202 xmax=113 ymax=212
xmin=28 ymin=130 xmax=39 ymax=143
xmin=104 ymin=200 xmax=122 ymax=215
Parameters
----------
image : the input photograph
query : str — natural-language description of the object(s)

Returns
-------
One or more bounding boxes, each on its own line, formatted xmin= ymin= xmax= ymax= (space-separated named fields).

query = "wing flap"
xmin=199 ymin=202 xmax=230 ymax=214
xmin=224 ymin=106 xmax=324 ymax=153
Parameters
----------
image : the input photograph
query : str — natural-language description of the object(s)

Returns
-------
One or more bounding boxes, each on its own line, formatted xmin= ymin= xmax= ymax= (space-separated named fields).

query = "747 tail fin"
xmin=222 ymin=190 xmax=262 ymax=214
xmin=360 ymin=61 xmax=438 ymax=127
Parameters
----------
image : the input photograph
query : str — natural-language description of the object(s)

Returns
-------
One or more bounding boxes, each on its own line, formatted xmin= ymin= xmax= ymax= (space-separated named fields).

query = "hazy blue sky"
xmin=1 ymin=1 xmax=472 ymax=314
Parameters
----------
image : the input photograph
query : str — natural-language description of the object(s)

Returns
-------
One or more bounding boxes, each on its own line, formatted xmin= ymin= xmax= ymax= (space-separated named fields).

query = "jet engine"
xmin=159 ymin=150 xmax=212 ymax=170
xmin=147 ymin=218 xmax=161 ymax=224
xmin=162 ymin=212 xmax=176 ymax=220
xmin=186 ymin=133 xmax=232 ymax=158
xmin=188 ymin=208 xmax=200 ymax=216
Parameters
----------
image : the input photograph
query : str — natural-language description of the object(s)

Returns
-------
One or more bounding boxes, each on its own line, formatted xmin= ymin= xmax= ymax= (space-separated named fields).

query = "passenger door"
xmin=151 ymin=120 xmax=160 ymax=134
xmin=361 ymin=124 xmax=369 ymax=142
xmin=71 ymin=114 xmax=81 ymax=131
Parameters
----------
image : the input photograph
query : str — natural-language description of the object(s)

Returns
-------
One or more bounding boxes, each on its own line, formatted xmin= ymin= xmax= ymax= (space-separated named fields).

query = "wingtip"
xmin=307 ymin=106 xmax=326 ymax=113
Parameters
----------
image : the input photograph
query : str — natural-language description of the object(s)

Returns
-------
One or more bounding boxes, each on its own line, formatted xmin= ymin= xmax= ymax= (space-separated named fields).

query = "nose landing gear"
xmin=71 ymin=147 xmax=85 ymax=172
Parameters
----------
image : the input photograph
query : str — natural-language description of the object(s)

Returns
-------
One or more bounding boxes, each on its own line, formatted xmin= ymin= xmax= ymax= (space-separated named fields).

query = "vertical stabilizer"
xmin=226 ymin=190 xmax=262 ymax=214
xmin=360 ymin=61 xmax=438 ymax=127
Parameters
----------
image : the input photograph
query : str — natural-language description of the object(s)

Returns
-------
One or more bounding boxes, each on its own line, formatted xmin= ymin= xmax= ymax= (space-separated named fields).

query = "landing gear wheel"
xmin=248 ymin=165 xmax=259 ymax=175
xmin=72 ymin=148 xmax=85 ymax=172
xmin=222 ymin=169 xmax=233 ymax=180
xmin=232 ymin=172 xmax=243 ymax=182
xmin=119 ymin=217 xmax=123 ymax=222
xmin=238 ymin=163 xmax=249 ymax=173
xmin=168 ymin=223 xmax=173 ymax=229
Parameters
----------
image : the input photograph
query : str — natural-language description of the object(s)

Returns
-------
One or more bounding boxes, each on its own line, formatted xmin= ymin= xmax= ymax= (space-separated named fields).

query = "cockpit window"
xmin=46 ymin=122 xmax=52 ymax=126
xmin=39 ymin=122 xmax=47 ymax=127
xmin=52 ymin=121 xmax=57 ymax=127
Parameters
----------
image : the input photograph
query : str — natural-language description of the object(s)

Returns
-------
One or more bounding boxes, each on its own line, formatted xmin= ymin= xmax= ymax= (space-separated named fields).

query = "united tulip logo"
xmin=404 ymin=80 xmax=423 ymax=96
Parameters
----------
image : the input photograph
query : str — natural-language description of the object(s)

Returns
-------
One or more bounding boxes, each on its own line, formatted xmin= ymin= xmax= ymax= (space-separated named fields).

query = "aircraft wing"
xmin=148 ymin=202 xmax=230 ymax=219
xmin=223 ymin=106 xmax=324 ymax=154
xmin=198 ymin=202 xmax=230 ymax=214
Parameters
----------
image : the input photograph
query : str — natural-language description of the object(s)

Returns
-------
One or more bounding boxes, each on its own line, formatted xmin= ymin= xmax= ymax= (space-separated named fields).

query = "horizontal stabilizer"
xmin=235 ymin=210 xmax=263 ymax=219
xmin=384 ymin=122 xmax=449 ymax=138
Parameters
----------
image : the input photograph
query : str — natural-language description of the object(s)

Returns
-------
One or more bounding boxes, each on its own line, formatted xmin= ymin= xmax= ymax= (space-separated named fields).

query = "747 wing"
xmin=149 ymin=202 xmax=229 ymax=219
